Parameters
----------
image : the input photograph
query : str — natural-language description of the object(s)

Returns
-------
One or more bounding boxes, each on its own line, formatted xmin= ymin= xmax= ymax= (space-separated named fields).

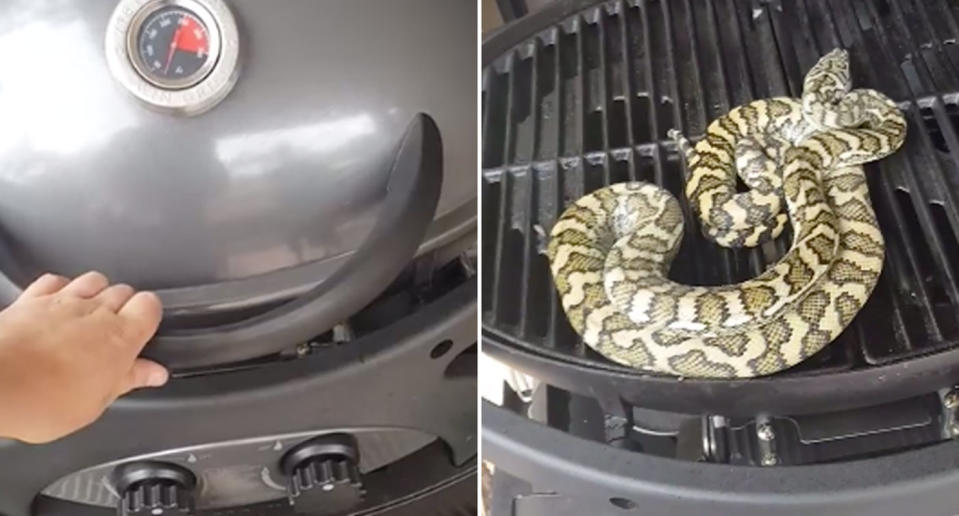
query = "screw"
xmin=944 ymin=391 xmax=959 ymax=409
xmin=761 ymin=454 xmax=778 ymax=466
xmin=295 ymin=342 xmax=311 ymax=357
xmin=950 ymin=422 xmax=959 ymax=437
xmin=756 ymin=423 xmax=775 ymax=441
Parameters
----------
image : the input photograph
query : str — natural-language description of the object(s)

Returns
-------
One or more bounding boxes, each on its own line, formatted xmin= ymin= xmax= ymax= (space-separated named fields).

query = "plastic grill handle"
xmin=141 ymin=113 xmax=444 ymax=369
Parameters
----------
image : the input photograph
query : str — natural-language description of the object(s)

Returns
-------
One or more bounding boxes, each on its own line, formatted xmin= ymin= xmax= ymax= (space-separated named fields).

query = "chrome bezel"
xmin=106 ymin=0 xmax=240 ymax=116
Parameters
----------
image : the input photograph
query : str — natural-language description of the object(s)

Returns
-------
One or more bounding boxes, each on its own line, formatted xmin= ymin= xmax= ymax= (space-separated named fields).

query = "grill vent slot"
xmin=892 ymin=187 xmax=947 ymax=304
xmin=508 ymin=53 xmax=535 ymax=165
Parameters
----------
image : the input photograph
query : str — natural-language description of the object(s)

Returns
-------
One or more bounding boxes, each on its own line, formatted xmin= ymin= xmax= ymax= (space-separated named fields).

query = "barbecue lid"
xmin=0 ymin=0 xmax=476 ymax=316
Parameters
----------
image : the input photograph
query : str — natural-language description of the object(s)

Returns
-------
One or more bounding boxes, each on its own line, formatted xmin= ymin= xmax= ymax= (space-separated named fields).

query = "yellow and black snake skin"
xmin=547 ymin=49 xmax=907 ymax=378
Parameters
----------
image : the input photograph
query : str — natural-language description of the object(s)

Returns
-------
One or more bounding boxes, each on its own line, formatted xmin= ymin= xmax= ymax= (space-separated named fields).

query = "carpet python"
xmin=547 ymin=49 xmax=907 ymax=378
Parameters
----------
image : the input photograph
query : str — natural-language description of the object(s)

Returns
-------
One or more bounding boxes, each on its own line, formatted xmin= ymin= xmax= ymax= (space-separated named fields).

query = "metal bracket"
xmin=939 ymin=386 xmax=959 ymax=439
xmin=755 ymin=415 xmax=779 ymax=467
xmin=702 ymin=415 xmax=730 ymax=463
xmin=507 ymin=369 xmax=540 ymax=404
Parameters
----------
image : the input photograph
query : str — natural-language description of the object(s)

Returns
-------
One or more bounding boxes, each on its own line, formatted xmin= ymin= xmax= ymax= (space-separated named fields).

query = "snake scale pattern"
xmin=547 ymin=49 xmax=907 ymax=378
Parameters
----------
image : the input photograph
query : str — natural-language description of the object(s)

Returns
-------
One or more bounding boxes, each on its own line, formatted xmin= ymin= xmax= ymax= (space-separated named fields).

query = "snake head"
xmin=802 ymin=48 xmax=854 ymax=128
xmin=803 ymin=48 xmax=852 ymax=104
xmin=821 ymin=48 xmax=849 ymax=68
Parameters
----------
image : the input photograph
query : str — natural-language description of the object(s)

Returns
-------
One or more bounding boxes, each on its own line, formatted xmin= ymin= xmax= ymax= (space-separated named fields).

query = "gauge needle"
xmin=164 ymin=21 xmax=185 ymax=74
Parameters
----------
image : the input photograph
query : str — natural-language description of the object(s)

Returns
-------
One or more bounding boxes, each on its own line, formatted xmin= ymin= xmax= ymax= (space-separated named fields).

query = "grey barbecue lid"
xmin=0 ymin=0 xmax=476 ymax=313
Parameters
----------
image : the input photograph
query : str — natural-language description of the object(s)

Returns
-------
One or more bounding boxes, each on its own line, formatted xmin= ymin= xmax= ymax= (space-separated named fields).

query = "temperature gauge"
xmin=106 ymin=0 xmax=240 ymax=115
xmin=133 ymin=4 xmax=215 ymax=88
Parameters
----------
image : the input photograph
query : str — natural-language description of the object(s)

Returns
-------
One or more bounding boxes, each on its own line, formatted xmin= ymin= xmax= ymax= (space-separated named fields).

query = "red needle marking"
xmin=176 ymin=17 xmax=207 ymax=54
xmin=163 ymin=17 xmax=185 ymax=75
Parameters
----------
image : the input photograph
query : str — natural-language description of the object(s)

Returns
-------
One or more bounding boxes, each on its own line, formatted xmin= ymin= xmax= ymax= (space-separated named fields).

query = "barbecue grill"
xmin=0 ymin=1 xmax=477 ymax=515
xmin=481 ymin=0 xmax=959 ymax=514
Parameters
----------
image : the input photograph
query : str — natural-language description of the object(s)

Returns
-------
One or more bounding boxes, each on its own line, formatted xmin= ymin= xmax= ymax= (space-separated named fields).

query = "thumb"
xmin=117 ymin=358 xmax=169 ymax=396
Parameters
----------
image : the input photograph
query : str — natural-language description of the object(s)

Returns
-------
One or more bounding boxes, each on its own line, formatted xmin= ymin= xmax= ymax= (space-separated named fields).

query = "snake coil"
xmin=547 ymin=49 xmax=907 ymax=378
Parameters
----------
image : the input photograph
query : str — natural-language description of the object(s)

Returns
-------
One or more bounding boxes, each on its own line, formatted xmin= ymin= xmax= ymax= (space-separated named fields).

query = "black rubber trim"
xmin=483 ymin=401 xmax=959 ymax=516
xmin=138 ymin=113 xmax=443 ymax=369
xmin=484 ymin=329 xmax=959 ymax=417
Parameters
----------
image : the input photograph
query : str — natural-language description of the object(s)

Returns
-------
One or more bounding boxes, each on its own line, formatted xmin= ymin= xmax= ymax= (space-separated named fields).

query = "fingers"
xmin=116 ymin=358 xmax=169 ymax=397
xmin=19 ymin=273 xmax=70 ymax=299
xmin=117 ymin=291 xmax=163 ymax=343
xmin=30 ymin=272 xmax=140 ymax=313
xmin=60 ymin=271 xmax=110 ymax=298
xmin=113 ymin=295 xmax=166 ymax=398
xmin=94 ymin=283 xmax=136 ymax=312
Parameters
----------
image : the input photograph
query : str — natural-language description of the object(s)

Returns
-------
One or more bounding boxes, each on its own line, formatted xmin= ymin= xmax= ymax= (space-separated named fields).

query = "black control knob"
xmin=281 ymin=434 xmax=366 ymax=515
xmin=113 ymin=462 xmax=196 ymax=516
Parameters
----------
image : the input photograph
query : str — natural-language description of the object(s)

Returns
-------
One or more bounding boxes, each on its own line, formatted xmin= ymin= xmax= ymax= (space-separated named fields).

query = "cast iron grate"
xmin=482 ymin=0 xmax=959 ymax=377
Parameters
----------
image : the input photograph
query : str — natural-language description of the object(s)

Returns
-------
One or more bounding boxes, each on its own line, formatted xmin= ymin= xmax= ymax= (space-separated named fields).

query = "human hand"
xmin=0 ymin=272 xmax=167 ymax=443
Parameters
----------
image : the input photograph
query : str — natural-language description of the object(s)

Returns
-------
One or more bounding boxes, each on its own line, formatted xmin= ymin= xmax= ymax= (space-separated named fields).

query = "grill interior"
xmin=482 ymin=0 xmax=959 ymax=378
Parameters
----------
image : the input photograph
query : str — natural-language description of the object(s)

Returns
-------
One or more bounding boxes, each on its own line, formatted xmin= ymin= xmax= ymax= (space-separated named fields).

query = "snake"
xmin=546 ymin=49 xmax=907 ymax=378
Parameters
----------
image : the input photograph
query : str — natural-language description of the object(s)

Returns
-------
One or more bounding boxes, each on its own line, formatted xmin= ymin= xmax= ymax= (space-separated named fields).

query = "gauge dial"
xmin=107 ymin=0 xmax=239 ymax=115
xmin=132 ymin=3 xmax=218 ymax=89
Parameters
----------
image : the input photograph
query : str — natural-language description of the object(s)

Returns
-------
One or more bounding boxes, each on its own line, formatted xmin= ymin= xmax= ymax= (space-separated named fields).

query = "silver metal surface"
xmin=943 ymin=388 xmax=959 ymax=409
xmin=941 ymin=387 xmax=959 ymax=439
xmin=41 ymin=427 xmax=435 ymax=509
xmin=702 ymin=415 xmax=727 ymax=461
xmin=0 ymin=0 xmax=476 ymax=313
xmin=756 ymin=423 xmax=775 ymax=442
xmin=760 ymin=454 xmax=779 ymax=467
xmin=755 ymin=415 xmax=778 ymax=467
xmin=106 ymin=0 xmax=239 ymax=115
xmin=505 ymin=368 xmax=538 ymax=404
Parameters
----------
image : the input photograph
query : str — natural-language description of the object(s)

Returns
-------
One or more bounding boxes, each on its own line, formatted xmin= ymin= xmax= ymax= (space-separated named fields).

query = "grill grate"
xmin=482 ymin=0 xmax=959 ymax=379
